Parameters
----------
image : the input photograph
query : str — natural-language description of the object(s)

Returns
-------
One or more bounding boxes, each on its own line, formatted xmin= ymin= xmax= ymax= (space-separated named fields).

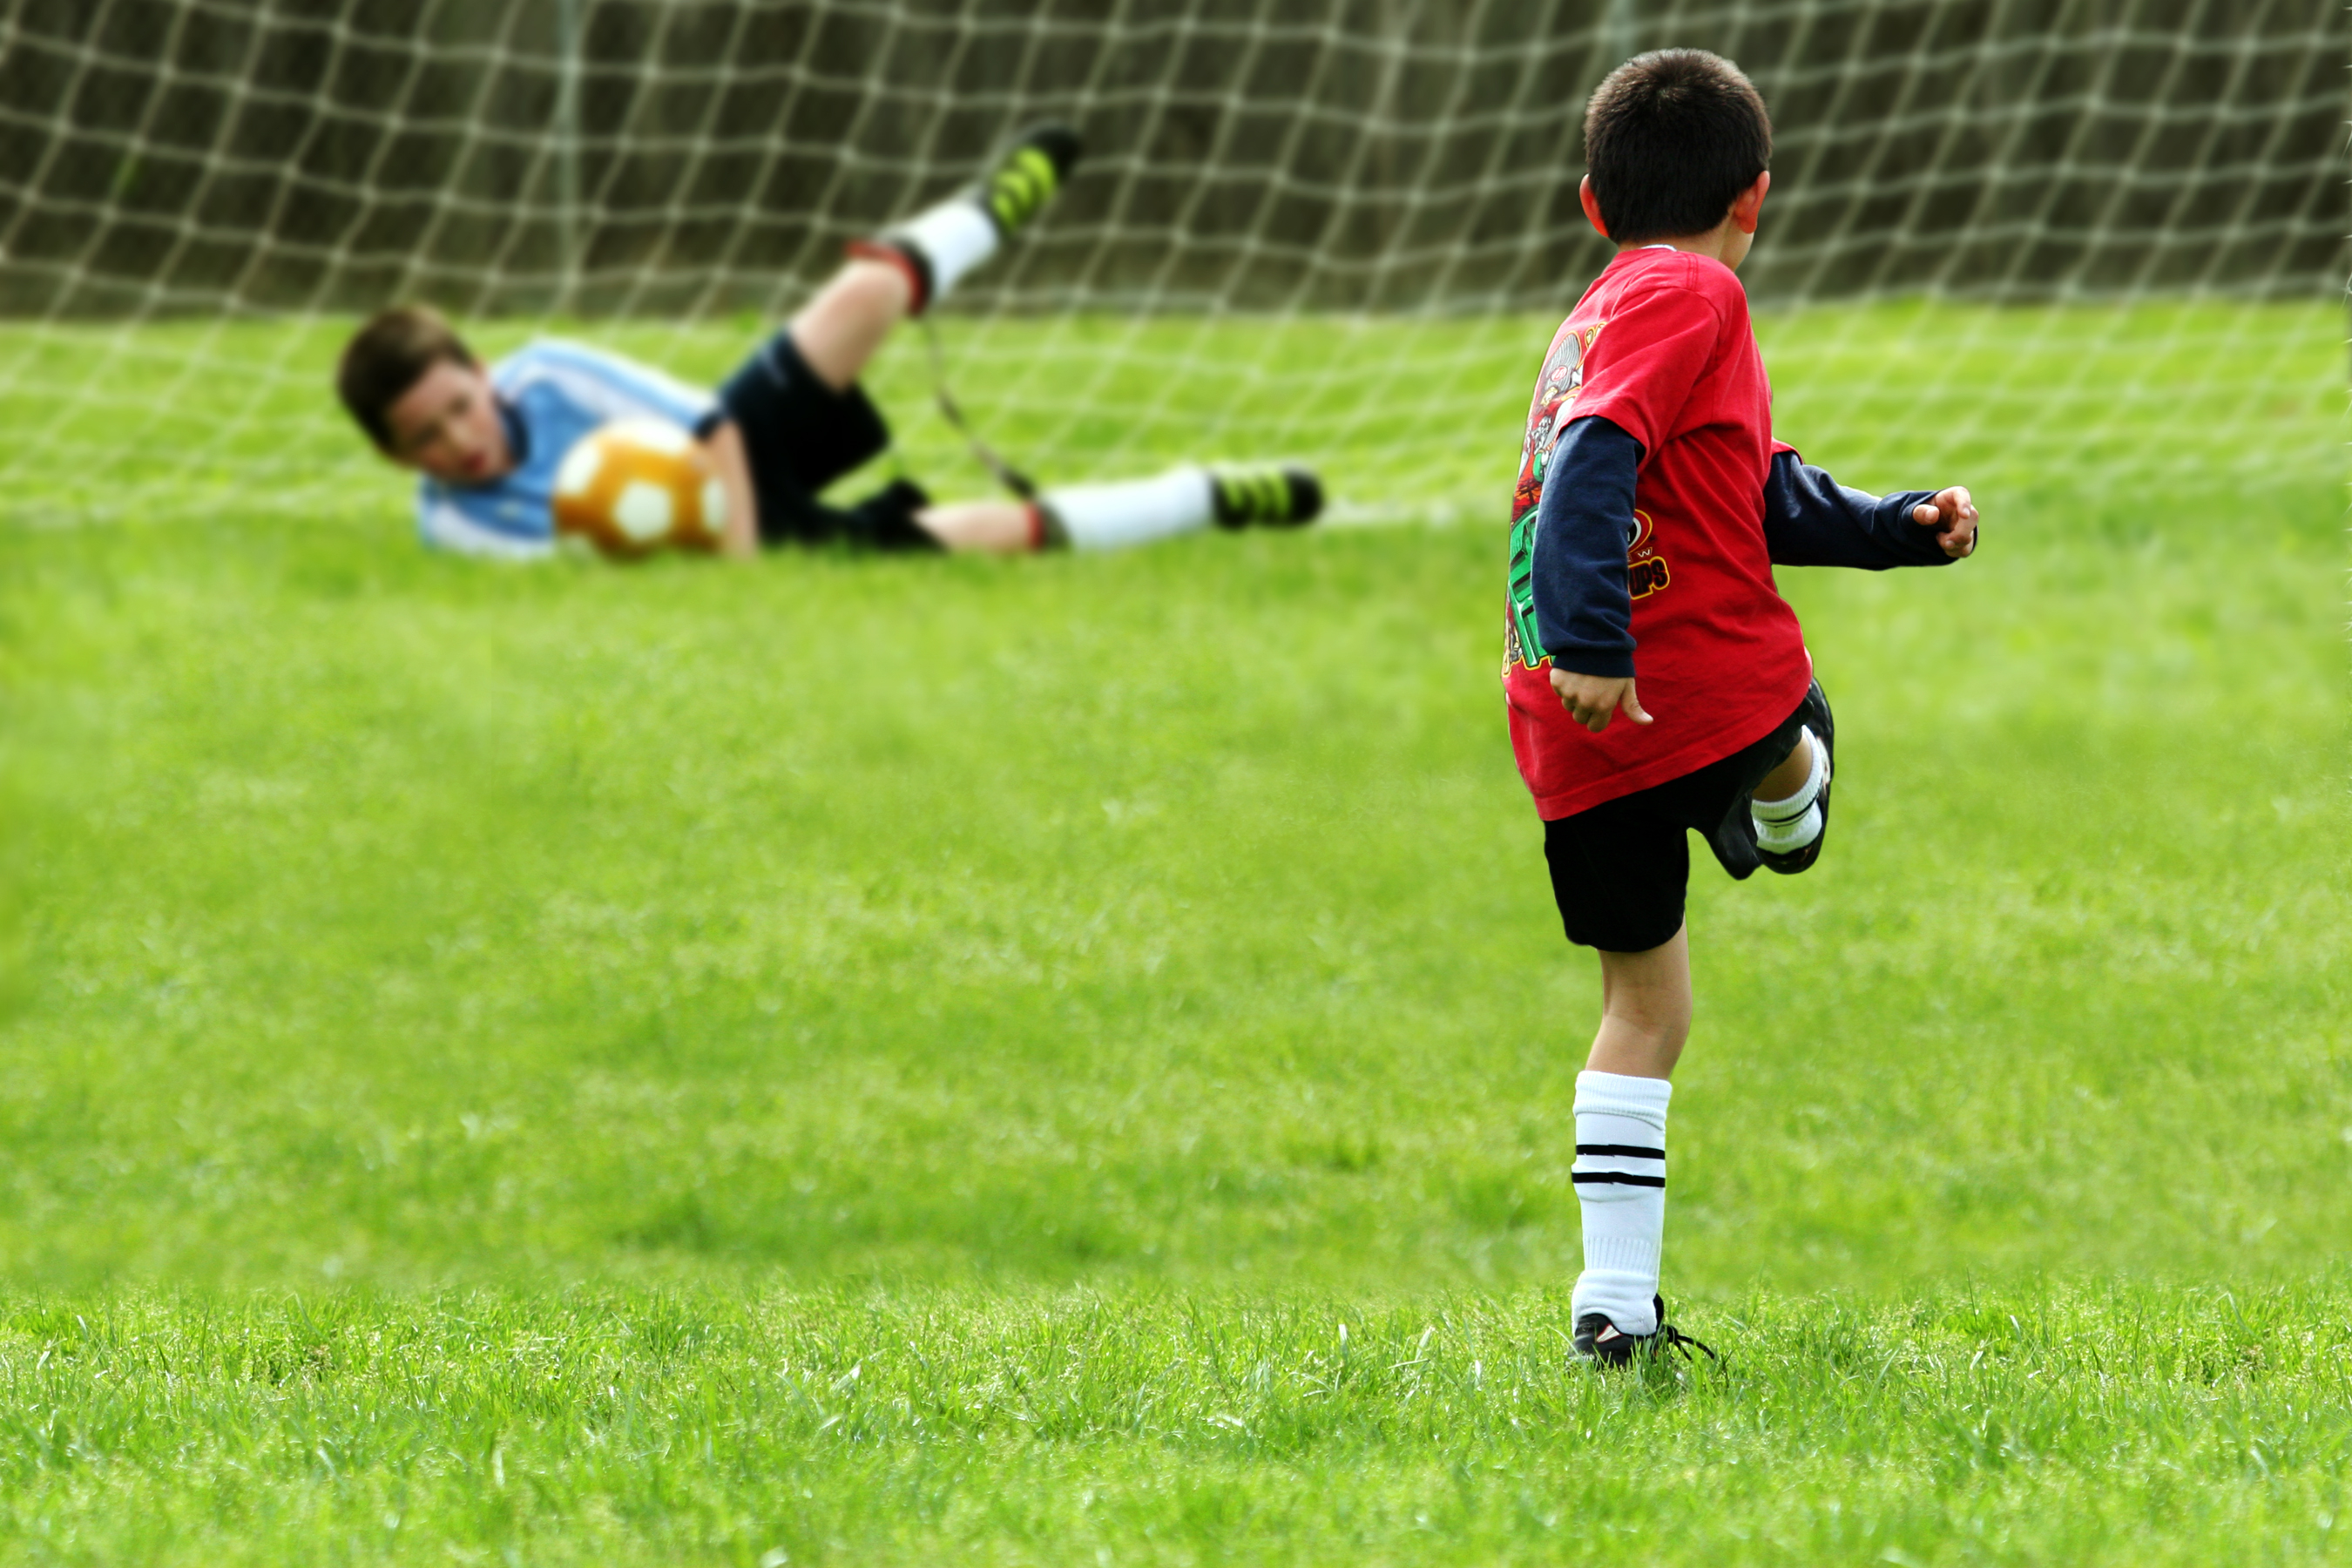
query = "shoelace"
xmin=1653 ymin=1321 xmax=1719 ymax=1362
xmin=918 ymin=316 xmax=1038 ymax=501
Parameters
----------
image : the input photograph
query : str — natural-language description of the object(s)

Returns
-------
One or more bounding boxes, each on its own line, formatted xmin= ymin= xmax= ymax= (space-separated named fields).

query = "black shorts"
xmin=1543 ymin=679 xmax=1833 ymax=954
xmin=708 ymin=331 xmax=939 ymax=551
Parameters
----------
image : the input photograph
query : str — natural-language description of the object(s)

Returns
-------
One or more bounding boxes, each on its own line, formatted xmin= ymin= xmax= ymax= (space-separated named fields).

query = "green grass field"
xmin=1 ymin=305 xmax=2346 ymax=1564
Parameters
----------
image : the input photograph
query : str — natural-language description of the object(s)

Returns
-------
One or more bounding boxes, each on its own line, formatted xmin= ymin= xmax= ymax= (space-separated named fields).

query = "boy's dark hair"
xmin=1583 ymin=50 xmax=1772 ymax=245
xmin=336 ymin=305 xmax=477 ymax=450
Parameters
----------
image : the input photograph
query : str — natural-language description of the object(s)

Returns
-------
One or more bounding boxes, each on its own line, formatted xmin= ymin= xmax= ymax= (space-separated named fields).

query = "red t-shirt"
xmin=1503 ymin=247 xmax=1811 ymax=820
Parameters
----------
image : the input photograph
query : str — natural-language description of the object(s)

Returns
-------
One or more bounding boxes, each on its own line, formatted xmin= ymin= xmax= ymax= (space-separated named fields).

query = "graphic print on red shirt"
xmin=1504 ymin=247 xmax=1814 ymax=821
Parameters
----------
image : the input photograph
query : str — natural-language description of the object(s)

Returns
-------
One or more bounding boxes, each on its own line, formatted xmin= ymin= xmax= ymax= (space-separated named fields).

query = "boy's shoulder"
xmin=487 ymin=338 xmax=716 ymax=428
xmin=490 ymin=336 xmax=628 ymax=389
xmin=1594 ymin=247 xmax=1747 ymax=319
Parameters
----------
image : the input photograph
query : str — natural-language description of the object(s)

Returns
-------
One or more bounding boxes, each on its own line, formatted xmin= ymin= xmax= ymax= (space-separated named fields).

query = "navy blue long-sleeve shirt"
xmin=1531 ymin=413 xmax=1956 ymax=678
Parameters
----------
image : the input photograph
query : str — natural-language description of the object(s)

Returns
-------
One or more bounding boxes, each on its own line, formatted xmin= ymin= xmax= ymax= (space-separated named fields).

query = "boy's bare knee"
xmin=1588 ymin=925 xmax=1694 ymax=1078
xmin=1755 ymin=731 xmax=1813 ymax=802
xmin=1603 ymin=991 xmax=1692 ymax=1050
xmin=1586 ymin=1010 xmax=1687 ymax=1079
xmin=787 ymin=259 xmax=914 ymax=391
xmin=809 ymin=259 xmax=913 ymax=329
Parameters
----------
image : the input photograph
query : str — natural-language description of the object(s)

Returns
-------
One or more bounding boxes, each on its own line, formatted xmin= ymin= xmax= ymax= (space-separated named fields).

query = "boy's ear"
xmin=371 ymin=404 xmax=418 ymax=466
xmin=1578 ymin=175 xmax=1610 ymax=240
xmin=1729 ymin=171 xmax=1771 ymax=236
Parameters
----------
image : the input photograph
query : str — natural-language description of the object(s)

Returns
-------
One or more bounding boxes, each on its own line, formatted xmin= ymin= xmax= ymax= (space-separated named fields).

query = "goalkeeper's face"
xmin=383 ymin=358 xmax=512 ymax=486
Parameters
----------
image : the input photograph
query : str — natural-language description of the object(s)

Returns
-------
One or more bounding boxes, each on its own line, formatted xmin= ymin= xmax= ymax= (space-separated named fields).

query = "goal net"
xmin=0 ymin=0 xmax=2342 ymax=531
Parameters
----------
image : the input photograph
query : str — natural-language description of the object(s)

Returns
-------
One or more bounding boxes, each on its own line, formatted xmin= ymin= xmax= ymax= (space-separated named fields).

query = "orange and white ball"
xmin=551 ymin=418 xmax=728 ymax=558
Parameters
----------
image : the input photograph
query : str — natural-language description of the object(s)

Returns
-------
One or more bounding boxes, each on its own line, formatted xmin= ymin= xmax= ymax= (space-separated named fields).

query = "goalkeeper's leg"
xmin=851 ymin=123 xmax=1083 ymax=316
xmin=789 ymin=123 xmax=1083 ymax=393
xmin=915 ymin=465 xmax=1325 ymax=554
xmin=786 ymin=260 xmax=916 ymax=394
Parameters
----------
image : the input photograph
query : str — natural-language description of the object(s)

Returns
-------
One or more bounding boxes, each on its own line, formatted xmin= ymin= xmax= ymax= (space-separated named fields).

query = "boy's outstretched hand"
xmin=1913 ymin=485 xmax=1978 ymax=558
xmin=1550 ymin=668 xmax=1652 ymax=733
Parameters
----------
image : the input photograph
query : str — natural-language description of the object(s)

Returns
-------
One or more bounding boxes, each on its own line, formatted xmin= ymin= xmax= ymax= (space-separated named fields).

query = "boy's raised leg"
xmin=792 ymin=125 xmax=1085 ymax=393
xmin=787 ymin=259 xmax=916 ymax=393
xmin=1751 ymin=688 xmax=1836 ymax=875
xmin=850 ymin=124 xmax=1083 ymax=315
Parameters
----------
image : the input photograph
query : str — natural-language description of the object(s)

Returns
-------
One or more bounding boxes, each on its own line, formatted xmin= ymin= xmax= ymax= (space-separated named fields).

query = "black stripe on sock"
xmin=1574 ymin=1144 xmax=1666 ymax=1159
xmin=1571 ymin=1172 xmax=1666 ymax=1187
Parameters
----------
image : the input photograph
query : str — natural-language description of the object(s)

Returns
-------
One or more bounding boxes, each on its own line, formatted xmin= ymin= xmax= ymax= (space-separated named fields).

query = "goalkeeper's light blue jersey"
xmin=415 ymin=340 xmax=719 ymax=558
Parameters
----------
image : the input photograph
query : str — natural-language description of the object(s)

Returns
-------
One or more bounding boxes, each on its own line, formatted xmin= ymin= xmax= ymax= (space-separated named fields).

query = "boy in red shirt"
xmin=1504 ymin=51 xmax=1979 ymax=1363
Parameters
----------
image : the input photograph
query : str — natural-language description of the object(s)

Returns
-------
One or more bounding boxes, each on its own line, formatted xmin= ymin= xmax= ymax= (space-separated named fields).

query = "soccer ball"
xmin=551 ymin=418 xmax=729 ymax=558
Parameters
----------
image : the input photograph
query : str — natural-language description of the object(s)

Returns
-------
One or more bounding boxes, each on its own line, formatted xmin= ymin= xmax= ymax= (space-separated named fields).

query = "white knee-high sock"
xmin=1571 ymin=1070 xmax=1672 ymax=1337
xmin=1752 ymin=727 xmax=1828 ymax=853
xmin=891 ymin=198 xmax=1001 ymax=304
xmin=1037 ymin=467 xmax=1215 ymax=552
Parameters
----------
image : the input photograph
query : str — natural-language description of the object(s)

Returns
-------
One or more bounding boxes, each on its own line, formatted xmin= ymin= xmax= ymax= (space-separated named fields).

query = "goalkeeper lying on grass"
xmin=1503 ymin=51 xmax=1979 ymax=1366
xmin=335 ymin=125 xmax=1321 ymax=559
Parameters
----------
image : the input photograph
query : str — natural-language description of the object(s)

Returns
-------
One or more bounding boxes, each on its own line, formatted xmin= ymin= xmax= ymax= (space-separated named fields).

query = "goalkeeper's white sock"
xmin=1751 ymin=727 xmax=1828 ymax=854
xmin=1570 ymin=1070 xmax=1671 ymax=1337
xmin=874 ymin=198 xmax=1000 ymax=310
xmin=1036 ymin=467 xmax=1215 ymax=552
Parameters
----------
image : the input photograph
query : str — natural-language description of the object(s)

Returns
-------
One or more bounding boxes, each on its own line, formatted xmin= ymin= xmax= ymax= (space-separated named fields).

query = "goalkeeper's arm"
xmin=700 ymin=421 xmax=760 ymax=558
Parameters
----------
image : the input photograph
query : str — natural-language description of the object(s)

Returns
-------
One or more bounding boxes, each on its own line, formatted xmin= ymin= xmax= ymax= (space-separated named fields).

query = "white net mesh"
xmin=0 ymin=0 xmax=2341 ymax=531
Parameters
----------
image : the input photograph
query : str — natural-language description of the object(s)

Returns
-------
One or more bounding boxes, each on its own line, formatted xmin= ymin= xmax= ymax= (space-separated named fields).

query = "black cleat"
xmin=1754 ymin=679 xmax=1835 ymax=876
xmin=1573 ymin=1295 xmax=1717 ymax=1368
xmin=1210 ymin=464 xmax=1323 ymax=529
xmin=971 ymin=123 xmax=1084 ymax=239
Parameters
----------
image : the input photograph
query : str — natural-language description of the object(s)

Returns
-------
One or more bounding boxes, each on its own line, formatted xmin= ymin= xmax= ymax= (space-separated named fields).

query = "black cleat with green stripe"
xmin=970 ymin=124 xmax=1084 ymax=240
xmin=1210 ymin=465 xmax=1323 ymax=529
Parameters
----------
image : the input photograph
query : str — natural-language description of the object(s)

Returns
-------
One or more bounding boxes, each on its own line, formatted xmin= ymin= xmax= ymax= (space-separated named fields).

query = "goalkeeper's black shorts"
xmin=1542 ymin=679 xmax=1831 ymax=954
xmin=708 ymin=330 xmax=939 ymax=552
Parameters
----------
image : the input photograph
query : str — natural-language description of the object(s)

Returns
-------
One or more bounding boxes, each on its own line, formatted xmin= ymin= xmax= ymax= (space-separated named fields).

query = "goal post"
xmin=0 ymin=0 xmax=2341 ymax=529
